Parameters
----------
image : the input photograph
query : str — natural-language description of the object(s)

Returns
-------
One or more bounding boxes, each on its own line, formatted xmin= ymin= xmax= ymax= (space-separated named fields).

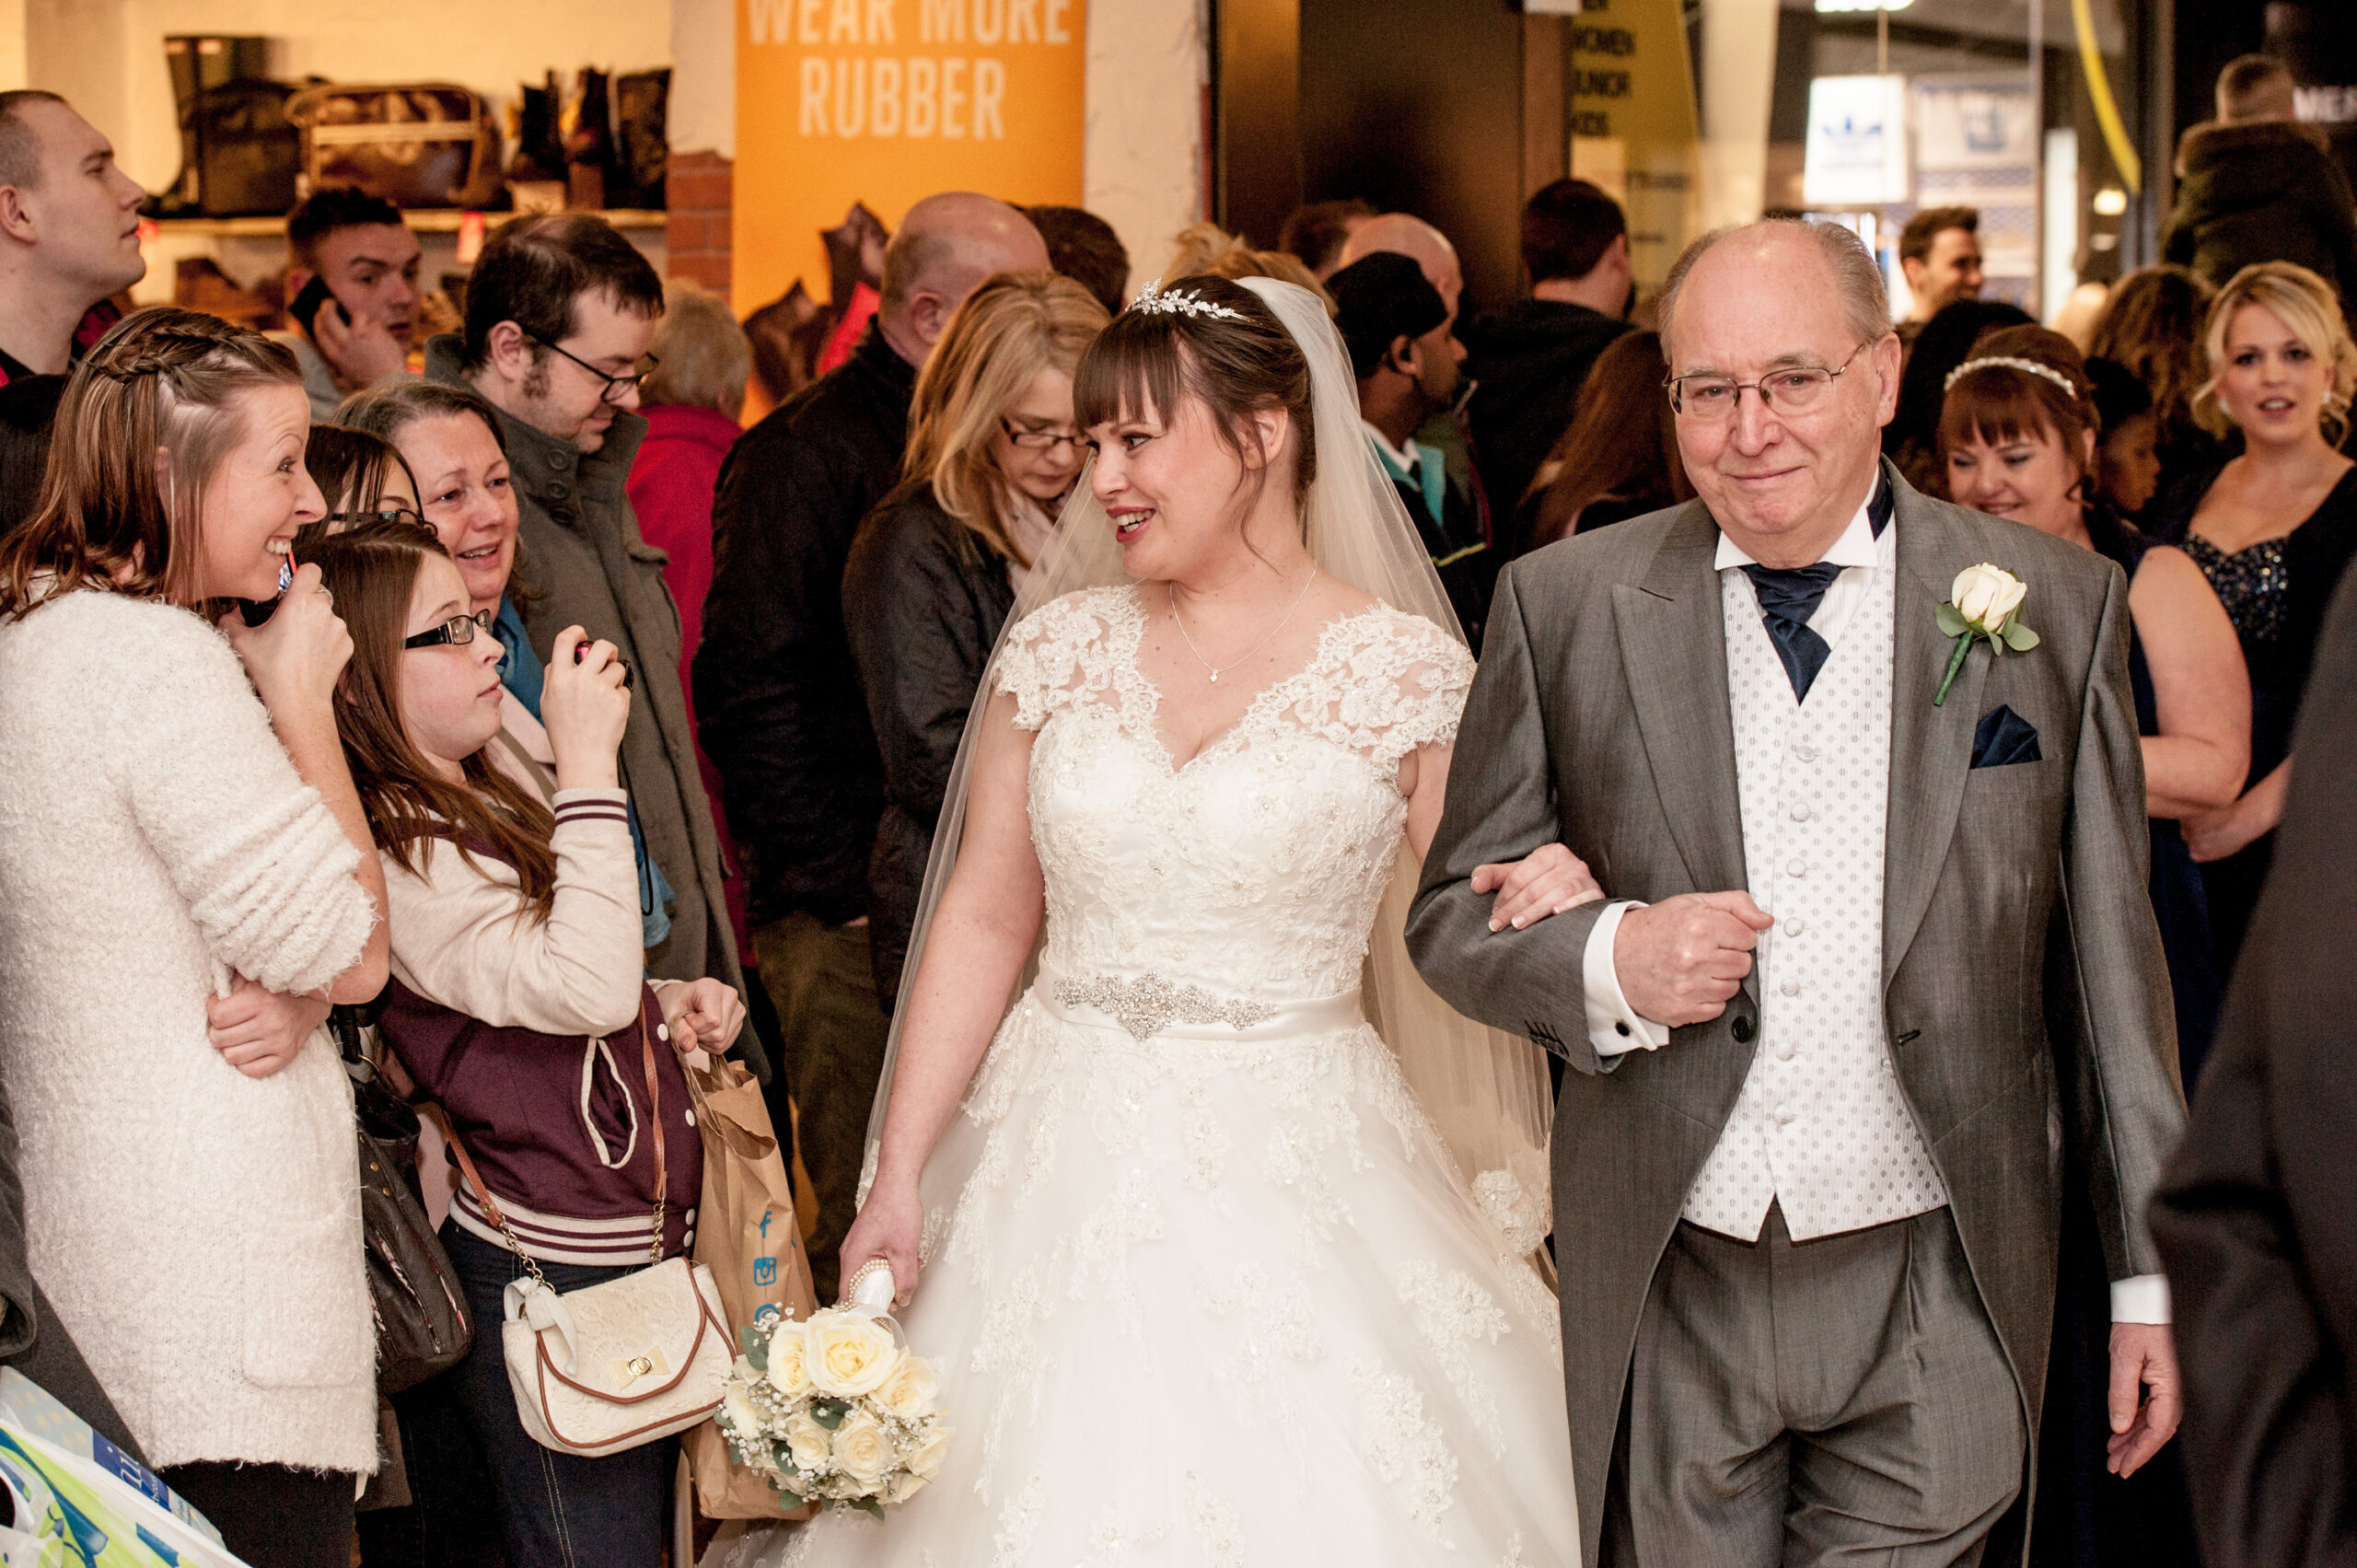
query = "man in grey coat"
xmin=1407 ymin=218 xmax=2184 ymax=1565
xmin=428 ymin=213 xmax=763 ymax=1074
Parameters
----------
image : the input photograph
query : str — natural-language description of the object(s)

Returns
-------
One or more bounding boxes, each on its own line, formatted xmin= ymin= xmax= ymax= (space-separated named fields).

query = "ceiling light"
xmin=2092 ymin=186 xmax=2129 ymax=216
xmin=1815 ymin=0 xmax=1913 ymax=12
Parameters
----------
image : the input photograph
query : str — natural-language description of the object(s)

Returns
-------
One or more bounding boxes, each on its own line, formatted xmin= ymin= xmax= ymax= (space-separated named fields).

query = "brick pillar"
xmin=666 ymin=150 xmax=734 ymax=303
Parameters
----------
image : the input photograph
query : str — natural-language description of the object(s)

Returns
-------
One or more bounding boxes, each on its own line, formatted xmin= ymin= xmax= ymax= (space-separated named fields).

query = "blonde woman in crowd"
xmin=841 ymin=270 xmax=1108 ymax=1008
xmin=0 ymin=308 xmax=388 ymax=1568
xmin=2149 ymin=261 xmax=2357 ymax=969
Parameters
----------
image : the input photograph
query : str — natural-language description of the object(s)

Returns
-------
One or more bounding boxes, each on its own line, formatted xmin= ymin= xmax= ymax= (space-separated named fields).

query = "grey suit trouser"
xmin=1603 ymin=1203 xmax=2025 ymax=1568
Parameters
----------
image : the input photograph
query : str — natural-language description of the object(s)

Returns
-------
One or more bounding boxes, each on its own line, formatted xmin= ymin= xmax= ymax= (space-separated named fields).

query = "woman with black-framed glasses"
xmin=841 ymin=270 xmax=1109 ymax=1009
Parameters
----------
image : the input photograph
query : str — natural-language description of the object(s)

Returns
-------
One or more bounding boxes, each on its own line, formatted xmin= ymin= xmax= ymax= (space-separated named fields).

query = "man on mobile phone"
xmin=272 ymin=187 xmax=422 ymax=418
xmin=0 ymin=91 xmax=144 ymax=385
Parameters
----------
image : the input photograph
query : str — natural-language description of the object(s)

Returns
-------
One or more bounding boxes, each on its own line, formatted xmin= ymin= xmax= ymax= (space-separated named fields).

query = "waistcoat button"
xmin=1789 ymin=803 xmax=1811 ymax=822
xmin=1786 ymin=857 xmax=1807 ymax=877
xmin=1784 ymin=916 xmax=1805 ymax=936
xmin=1781 ymin=979 xmax=1800 ymax=996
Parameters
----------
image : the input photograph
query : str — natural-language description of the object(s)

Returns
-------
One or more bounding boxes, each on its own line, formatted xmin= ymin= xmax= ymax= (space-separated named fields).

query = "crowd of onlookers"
xmin=0 ymin=41 xmax=2348 ymax=1568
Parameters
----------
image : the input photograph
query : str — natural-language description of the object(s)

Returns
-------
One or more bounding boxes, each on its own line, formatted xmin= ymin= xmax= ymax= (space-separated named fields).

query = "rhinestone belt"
xmin=1049 ymin=972 xmax=1280 ymax=1040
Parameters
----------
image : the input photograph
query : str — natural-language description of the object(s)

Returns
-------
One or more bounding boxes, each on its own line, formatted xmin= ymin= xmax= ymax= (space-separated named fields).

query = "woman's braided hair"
xmin=0 ymin=306 xmax=299 ymax=616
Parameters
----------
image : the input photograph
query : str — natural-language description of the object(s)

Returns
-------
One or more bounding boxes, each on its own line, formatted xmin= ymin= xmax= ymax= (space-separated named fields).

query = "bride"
xmin=737 ymin=276 xmax=1588 ymax=1565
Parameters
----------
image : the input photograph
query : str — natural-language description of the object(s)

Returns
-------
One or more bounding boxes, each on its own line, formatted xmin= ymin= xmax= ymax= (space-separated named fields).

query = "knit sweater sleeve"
xmin=90 ymin=598 xmax=375 ymax=996
xmin=384 ymin=789 xmax=646 ymax=1036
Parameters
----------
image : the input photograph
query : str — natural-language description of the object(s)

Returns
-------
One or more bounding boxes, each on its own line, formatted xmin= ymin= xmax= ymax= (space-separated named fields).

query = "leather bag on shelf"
xmin=285 ymin=83 xmax=503 ymax=209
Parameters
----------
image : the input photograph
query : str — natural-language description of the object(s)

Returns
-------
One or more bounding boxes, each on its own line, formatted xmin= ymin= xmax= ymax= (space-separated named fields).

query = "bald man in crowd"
xmin=696 ymin=192 xmax=1047 ymax=1297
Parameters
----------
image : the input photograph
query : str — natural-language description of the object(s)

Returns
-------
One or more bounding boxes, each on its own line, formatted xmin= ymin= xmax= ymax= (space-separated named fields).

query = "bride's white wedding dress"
xmin=750 ymin=585 xmax=1578 ymax=1566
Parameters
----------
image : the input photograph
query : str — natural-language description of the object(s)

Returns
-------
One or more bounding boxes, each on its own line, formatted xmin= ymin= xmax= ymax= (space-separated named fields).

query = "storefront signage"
xmin=1567 ymin=0 xmax=1702 ymax=294
xmin=735 ymin=0 xmax=1087 ymax=311
xmin=1802 ymin=75 xmax=1910 ymax=207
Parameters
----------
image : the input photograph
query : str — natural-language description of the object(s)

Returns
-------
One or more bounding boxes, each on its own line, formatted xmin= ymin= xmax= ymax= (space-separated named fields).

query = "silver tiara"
xmin=1945 ymin=355 xmax=2080 ymax=397
xmin=1130 ymin=279 xmax=1245 ymax=321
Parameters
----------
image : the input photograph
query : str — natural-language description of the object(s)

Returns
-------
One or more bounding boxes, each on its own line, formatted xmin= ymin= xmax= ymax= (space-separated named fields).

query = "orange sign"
xmin=734 ymin=0 xmax=1089 ymax=311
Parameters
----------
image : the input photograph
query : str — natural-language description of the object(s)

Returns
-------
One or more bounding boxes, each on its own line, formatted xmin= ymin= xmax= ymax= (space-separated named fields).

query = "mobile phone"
xmin=288 ymin=273 xmax=348 ymax=338
xmin=575 ymin=641 xmax=633 ymax=690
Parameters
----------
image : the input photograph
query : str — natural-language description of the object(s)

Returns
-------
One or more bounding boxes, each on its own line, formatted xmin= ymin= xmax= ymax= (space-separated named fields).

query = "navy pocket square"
xmin=1970 ymin=704 xmax=2042 ymax=769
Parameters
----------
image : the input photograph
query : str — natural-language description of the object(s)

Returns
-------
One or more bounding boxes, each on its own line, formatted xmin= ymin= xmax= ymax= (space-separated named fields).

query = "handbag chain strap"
xmin=435 ymin=1002 xmax=668 ymax=1283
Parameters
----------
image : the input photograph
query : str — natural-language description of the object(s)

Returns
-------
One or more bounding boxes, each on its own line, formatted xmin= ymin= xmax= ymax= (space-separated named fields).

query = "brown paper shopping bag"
xmin=674 ymin=1047 xmax=820 ymax=1519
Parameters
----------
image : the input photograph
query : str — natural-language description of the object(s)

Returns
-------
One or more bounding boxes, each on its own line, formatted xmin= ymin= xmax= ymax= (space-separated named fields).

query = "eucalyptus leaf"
xmin=2003 ymin=621 xmax=2040 ymax=650
xmin=812 ymin=1399 xmax=849 ymax=1430
xmin=740 ymin=1329 xmax=769 ymax=1371
xmin=849 ymin=1496 xmax=886 ymax=1519
xmin=1935 ymin=603 xmax=1968 ymax=637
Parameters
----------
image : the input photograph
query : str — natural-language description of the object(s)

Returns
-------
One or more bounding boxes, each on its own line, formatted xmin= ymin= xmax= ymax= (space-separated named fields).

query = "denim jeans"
xmin=440 ymin=1223 xmax=678 ymax=1567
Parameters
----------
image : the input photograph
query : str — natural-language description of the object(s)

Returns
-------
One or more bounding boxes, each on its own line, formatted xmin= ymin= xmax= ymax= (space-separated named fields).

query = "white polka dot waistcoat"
xmin=1679 ymin=559 xmax=1949 ymax=1240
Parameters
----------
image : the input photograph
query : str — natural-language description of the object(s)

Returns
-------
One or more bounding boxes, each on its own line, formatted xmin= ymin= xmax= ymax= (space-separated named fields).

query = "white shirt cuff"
xmin=1584 ymin=901 xmax=1672 ymax=1057
xmin=2110 ymin=1273 xmax=2172 ymax=1324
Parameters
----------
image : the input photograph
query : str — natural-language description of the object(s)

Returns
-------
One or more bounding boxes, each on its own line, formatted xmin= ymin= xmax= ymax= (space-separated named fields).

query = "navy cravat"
xmin=1741 ymin=562 xmax=1843 ymax=700
xmin=1737 ymin=480 xmax=1892 ymax=702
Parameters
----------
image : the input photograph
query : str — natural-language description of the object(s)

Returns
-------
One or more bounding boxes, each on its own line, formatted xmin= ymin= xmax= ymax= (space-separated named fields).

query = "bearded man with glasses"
xmin=425 ymin=212 xmax=768 ymax=1087
xmin=1410 ymin=217 xmax=2185 ymax=1566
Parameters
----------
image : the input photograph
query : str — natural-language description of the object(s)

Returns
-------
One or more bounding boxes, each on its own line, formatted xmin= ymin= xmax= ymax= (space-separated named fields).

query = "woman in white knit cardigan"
xmin=0 ymin=309 xmax=389 ymax=1568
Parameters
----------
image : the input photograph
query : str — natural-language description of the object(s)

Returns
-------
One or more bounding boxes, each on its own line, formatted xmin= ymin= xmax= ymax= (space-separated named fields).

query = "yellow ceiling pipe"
xmin=2073 ymin=0 xmax=2142 ymax=194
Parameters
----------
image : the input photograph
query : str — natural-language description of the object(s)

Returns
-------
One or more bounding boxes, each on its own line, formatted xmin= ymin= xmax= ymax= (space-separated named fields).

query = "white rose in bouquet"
xmin=906 ymin=1424 xmax=953 ymax=1481
xmin=887 ymin=1469 xmax=931 ymax=1504
xmin=807 ymin=1309 xmax=903 ymax=1398
xmin=783 ymin=1411 xmax=833 ymax=1474
xmin=876 ymin=1354 xmax=940 ymax=1421
xmin=832 ymin=1409 xmax=895 ymax=1489
xmin=766 ymin=1321 xmax=814 ymax=1399
xmin=721 ymin=1376 xmax=762 ymax=1443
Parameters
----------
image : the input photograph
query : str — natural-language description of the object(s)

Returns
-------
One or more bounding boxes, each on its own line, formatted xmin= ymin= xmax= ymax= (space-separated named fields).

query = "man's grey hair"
xmin=1657 ymin=218 xmax=1892 ymax=364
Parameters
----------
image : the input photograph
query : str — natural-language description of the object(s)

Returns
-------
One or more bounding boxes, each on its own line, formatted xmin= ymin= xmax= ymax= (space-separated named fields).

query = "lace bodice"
xmin=994 ymin=586 xmax=1472 ymax=999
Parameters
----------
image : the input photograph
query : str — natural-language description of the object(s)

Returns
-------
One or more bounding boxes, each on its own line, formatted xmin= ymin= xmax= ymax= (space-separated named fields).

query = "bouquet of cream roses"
xmin=715 ymin=1300 xmax=952 ymax=1515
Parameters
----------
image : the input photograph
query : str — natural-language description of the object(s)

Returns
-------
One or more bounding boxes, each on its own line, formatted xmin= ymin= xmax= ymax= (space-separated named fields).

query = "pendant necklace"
xmin=1168 ymin=568 xmax=1318 ymax=683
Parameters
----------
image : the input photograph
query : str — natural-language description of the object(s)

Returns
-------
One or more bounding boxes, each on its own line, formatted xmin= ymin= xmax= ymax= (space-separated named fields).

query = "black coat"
xmin=1461 ymin=299 xmax=1631 ymax=522
xmin=694 ymin=322 xmax=916 ymax=925
xmin=2151 ymin=563 xmax=2357 ymax=1568
xmin=842 ymin=486 xmax=1017 ymax=1005
xmin=2163 ymin=119 xmax=2357 ymax=297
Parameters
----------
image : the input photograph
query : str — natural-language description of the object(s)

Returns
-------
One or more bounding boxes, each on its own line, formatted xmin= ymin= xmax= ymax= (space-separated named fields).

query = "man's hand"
xmin=1613 ymin=891 xmax=1773 ymax=1026
xmin=2107 ymin=1322 xmax=2182 ymax=1477
xmin=310 ymin=300 xmax=409 ymax=388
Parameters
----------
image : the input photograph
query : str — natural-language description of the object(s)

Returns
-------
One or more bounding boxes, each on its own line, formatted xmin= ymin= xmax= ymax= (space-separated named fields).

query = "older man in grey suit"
xmin=1406 ymin=219 xmax=2187 ymax=1566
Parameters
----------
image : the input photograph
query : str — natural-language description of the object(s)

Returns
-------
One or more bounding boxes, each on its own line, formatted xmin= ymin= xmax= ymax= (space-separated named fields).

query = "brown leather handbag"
xmin=285 ymin=83 xmax=503 ymax=209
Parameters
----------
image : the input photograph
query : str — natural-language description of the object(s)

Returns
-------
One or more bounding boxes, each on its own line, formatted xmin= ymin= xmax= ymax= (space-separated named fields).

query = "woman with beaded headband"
xmin=735 ymin=275 xmax=1585 ymax=1562
xmin=0 ymin=306 xmax=389 ymax=1568
xmin=1942 ymin=324 xmax=2241 ymax=1567
xmin=2145 ymin=261 xmax=2357 ymax=971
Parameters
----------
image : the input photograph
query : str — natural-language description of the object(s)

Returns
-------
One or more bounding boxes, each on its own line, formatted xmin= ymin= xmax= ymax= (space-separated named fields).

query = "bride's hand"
xmin=1473 ymin=842 xmax=1603 ymax=932
xmin=838 ymin=1177 xmax=923 ymax=1309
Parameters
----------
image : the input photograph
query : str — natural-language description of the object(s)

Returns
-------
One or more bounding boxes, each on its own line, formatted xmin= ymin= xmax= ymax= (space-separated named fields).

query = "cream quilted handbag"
xmin=444 ymin=1012 xmax=732 ymax=1458
xmin=497 ymin=1254 xmax=731 ymax=1458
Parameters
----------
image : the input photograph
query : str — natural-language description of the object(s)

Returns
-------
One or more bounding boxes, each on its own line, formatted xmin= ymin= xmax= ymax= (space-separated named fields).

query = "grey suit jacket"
xmin=1406 ymin=469 xmax=2185 ymax=1565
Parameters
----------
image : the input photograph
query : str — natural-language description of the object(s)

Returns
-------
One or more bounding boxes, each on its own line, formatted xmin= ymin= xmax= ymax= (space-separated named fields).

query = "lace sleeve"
xmin=991 ymin=587 xmax=1128 ymax=733
xmin=1372 ymin=612 xmax=1476 ymax=772
xmin=1291 ymin=607 xmax=1476 ymax=778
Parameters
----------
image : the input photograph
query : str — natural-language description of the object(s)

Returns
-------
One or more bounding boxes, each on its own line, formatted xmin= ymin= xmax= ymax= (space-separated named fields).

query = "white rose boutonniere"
xmin=1934 ymin=563 xmax=2039 ymax=705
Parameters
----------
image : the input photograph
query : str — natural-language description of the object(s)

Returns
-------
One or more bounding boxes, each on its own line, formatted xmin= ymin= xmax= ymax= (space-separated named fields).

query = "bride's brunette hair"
xmin=0 ymin=307 xmax=301 ymax=616
xmin=1074 ymin=274 xmax=1318 ymax=510
xmin=300 ymin=519 xmax=559 ymax=916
